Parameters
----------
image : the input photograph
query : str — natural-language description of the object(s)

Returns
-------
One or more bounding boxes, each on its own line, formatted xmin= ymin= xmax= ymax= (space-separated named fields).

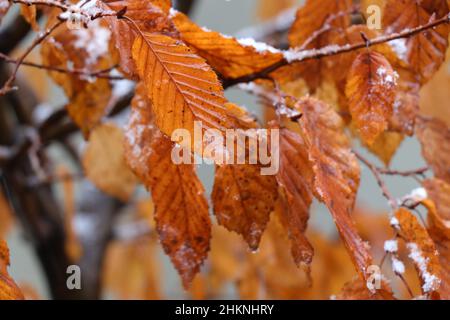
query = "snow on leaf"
xmin=383 ymin=0 xmax=450 ymax=84
xmin=170 ymin=11 xmax=284 ymax=79
xmin=40 ymin=18 xmax=114 ymax=137
xmin=101 ymin=0 xmax=178 ymax=77
xmin=394 ymin=208 xmax=442 ymax=294
xmin=346 ymin=51 xmax=397 ymax=145
xmin=422 ymin=178 xmax=450 ymax=298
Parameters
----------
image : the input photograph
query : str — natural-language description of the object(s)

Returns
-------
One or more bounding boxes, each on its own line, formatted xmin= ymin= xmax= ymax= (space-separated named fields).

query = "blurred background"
xmin=1 ymin=0 xmax=448 ymax=299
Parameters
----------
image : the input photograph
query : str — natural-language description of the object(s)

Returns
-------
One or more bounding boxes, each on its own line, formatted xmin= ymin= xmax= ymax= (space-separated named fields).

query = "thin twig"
xmin=354 ymin=150 xmax=398 ymax=210
xmin=0 ymin=20 xmax=64 ymax=95
xmin=0 ymin=53 xmax=124 ymax=80
xmin=223 ymin=12 xmax=450 ymax=88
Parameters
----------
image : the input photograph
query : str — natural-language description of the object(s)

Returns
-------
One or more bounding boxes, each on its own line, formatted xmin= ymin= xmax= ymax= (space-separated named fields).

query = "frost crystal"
xmin=407 ymin=243 xmax=441 ymax=293
xmin=384 ymin=240 xmax=398 ymax=253
xmin=391 ymin=256 xmax=405 ymax=275
xmin=237 ymin=38 xmax=281 ymax=54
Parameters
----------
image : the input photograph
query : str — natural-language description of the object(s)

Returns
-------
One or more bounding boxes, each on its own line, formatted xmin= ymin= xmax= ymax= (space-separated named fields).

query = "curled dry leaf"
xmin=83 ymin=123 xmax=137 ymax=202
xmin=295 ymin=97 xmax=373 ymax=281
xmin=171 ymin=10 xmax=284 ymax=79
xmin=422 ymin=179 xmax=450 ymax=299
xmin=124 ymin=84 xmax=211 ymax=288
xmin=394 ymin=207 xmax=442 ymax=295
xmin=287 ymin=0 xmax=352 ymax=91
xmin=416 ymin=116 xmax=450 ymax=184
xmin=274 ymin=123 xmax=314 ymax=270
xmin=346 ymin=51 xmax=397 ymax=145
xmin=0 ymin=240 xmax=24 ymax=300
xmin=102 ymin=0 xmax=177 ymax=77
xmin=383 ymin=0 xmax=450 ymax=84
xmin=212 ymin=106 xmax=278 ymax=250
xmin=41 ymin=18 xmax=114 ymax=137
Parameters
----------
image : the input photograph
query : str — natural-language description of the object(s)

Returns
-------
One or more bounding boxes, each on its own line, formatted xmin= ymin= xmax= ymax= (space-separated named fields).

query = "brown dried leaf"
xmin=102 ymin=0 xmax=177 ymax=77
xmin=394 ymin=207 xmax=442 ymax=295
xmin=287 ymin=0 xmax=352 ymax=91
xmin=83 ymin=123 xmax=137 ymax=202
xmin=383 ymin=0 xmax=450 ymax=84
xmin=416 ymin=116 xmax=450 ymax=184
xmin=171 ymin=11 xmax=284 ymax=79
xmin=422 ymin=179 xmax=450 ymax=299
xmin=0 ymin=240 xmax=24 ymax=300
xmin=212 ymin=164 xmax=278 ymax=251
xmin=41 ymin=19 xmax=114 ymax=136
xmin=132 ymin=32 xmax=247 ymax=142
xmin=296 ymin=97 xmax=372 ymax=281
xmin=275 ymin=124 xmax=314 ymax=269
xmin=124 ymin=84 xmax=211 ymax=288
xmin=346 ymin=51 xmax=397 ymax=145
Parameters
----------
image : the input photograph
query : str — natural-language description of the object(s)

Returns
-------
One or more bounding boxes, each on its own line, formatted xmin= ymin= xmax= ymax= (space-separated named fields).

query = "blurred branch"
xmin=174 ymin=0 xmax=197 ymax=15
xmin=0 ymin=13 xmax=34 ymax=55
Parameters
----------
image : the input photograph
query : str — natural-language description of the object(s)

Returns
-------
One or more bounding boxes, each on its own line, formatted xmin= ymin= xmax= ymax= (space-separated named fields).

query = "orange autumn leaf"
xmin=416 ymin=116 xmax=450 ymax=184
xmin=132 ymin=32 xmax=249 ymax=142
xmin=346 ymin=51 xmax=397 ymax=145
xmin=275 ymin=124 xmax=314 ymax=269
xmin=83 ymin=123 xmax=137 ymax=202
xmin=394 ymin=207 xmax=442 ymax=295
xmin=212 ymin=164 xmax=278 ymax=251
xmin=0 ymin=240 xmax=24 ymax=300
xmin=102 ymin=0 xmax=177 ymax=77
xmin=288 ymin=0 xmax=352 ymax=91
xmin=171 ymin=10 xmax=284 ymax=79
xmin=295 ymin=97 xmax=372 ymax=281
xmin=40 ymin=18 xmax=114 ymax=137
xmin=422 ymin=179 xmax=450 ymax=299
xmin=124 ymin=84 xmax=211 ymax=288
xmin=383 ymin=0 xmax=450 ymax=84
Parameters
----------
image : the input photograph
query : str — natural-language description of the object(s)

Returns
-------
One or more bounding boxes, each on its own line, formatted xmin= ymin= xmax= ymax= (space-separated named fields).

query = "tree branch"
xmin=223 ymin=12 xmax=450 ymax=88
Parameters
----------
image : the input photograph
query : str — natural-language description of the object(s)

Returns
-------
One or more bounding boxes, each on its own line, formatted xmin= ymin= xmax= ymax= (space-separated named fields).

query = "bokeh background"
xmin=1 ymin=0 xmax=448 ymax=299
